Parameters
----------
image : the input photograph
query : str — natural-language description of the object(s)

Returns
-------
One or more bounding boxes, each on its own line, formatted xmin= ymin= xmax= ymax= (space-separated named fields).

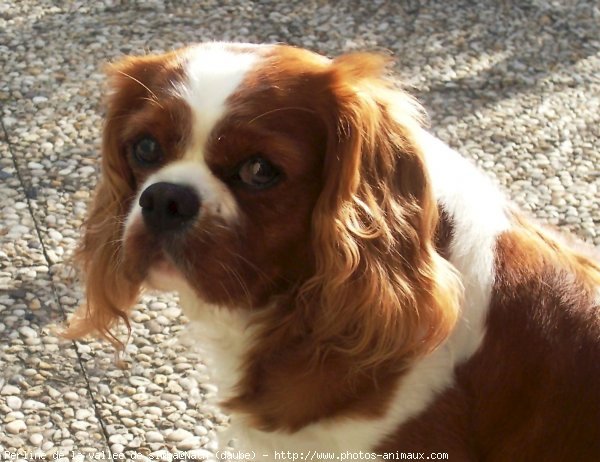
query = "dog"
xmin=65 ymin=42 xmax=600 ymax=460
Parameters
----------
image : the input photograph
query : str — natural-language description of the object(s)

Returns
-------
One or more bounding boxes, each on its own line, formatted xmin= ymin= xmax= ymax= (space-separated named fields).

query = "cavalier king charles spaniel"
xmin=65 ymin=43 xmax=600 ymax=460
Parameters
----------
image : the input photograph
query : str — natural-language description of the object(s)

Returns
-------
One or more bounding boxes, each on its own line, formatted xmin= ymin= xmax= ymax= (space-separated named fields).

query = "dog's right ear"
xmin=61 ymin=57 xmax=158 ymax=349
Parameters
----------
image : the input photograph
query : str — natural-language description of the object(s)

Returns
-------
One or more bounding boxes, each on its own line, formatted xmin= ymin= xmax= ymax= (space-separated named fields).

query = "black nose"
xmin=139 ymin=182 xmax=200 ymax=233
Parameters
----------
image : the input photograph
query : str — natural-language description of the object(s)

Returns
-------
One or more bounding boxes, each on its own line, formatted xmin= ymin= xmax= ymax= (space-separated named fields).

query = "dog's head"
xmin=65 ymin=43 xmax=460 ymax=372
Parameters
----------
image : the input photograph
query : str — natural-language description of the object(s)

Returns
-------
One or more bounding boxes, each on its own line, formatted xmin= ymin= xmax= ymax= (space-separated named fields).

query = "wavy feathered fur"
xmin=62 ymin=62 xmax=146 ymax=349
xmin=300 ymin=54 xmax=462 ymax=372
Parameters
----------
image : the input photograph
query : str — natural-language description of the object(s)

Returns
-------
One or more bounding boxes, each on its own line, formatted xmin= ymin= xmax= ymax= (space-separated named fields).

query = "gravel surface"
xmin=1 ymin=0 xmax=598 ymax=458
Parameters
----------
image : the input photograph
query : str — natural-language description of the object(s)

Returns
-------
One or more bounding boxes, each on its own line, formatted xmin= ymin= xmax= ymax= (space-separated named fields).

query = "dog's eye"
xmin=236 ymin=157 xmax=280 ymax=189
xmin=132 ymin=136 xmax=163 ymax=166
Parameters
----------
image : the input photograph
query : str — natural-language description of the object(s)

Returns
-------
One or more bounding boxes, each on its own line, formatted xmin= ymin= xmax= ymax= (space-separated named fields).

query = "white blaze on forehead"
xmin=177 ymin=43 xmax=264 ymax=153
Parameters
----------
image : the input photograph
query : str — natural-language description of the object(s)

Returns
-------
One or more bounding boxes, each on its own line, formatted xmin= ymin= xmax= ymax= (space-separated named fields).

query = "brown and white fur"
xmin=64 ymin=43 xmax=600 ymax=460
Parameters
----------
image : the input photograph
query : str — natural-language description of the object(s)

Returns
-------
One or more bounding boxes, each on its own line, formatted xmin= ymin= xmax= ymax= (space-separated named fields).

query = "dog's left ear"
xmin=298 ymin=52 xmax=463 ymax=372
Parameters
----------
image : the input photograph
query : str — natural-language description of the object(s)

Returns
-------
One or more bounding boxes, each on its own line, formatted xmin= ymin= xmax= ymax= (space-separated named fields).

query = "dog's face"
xmin=66 ymin=43 xmax=460 ymax=374
xmin=118 ymin=44 xmax=329 ymax=308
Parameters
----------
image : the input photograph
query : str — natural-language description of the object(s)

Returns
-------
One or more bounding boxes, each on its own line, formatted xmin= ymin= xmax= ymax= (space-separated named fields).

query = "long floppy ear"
xmin=62 ymin=59 xmax=150 ymax=349
xmin=298 ymin=53 xmax=462 ymax=372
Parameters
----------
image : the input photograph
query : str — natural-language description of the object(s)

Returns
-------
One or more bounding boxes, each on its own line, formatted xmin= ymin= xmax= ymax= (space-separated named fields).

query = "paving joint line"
xmin=1 ymin=115 xmax=114 ymax=455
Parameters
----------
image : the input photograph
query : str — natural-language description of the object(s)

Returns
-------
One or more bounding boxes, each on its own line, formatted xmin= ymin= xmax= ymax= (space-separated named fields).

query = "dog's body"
xmin=66 ymin=43 xmax=600 ymax=460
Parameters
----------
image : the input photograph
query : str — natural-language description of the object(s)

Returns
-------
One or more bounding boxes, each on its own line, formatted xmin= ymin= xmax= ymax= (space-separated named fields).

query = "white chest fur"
xmin=179 ymin=291 xmax=257 ymax=403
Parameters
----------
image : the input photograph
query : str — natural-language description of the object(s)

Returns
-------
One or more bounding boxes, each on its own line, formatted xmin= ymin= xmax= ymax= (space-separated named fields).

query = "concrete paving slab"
xmin=0 ymin=263 xmax=108 ymax=457
xmin=0 ymin=141 xmax=47 ymax=270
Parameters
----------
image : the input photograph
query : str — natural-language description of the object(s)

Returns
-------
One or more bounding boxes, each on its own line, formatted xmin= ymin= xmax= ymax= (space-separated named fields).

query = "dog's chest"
xmin=179 ymin=294 xmax=257 ymax=403
xmin=177 ymin=295 xmax=388 ymax=454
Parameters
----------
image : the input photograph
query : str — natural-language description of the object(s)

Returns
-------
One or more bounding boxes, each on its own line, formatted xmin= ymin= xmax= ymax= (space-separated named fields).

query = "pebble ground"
xmin=1 ymin=0 xmax=598 ymax=459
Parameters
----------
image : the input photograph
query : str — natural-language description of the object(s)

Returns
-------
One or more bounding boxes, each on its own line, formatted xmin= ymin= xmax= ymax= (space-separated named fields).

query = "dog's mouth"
xmin=123 ymin=209 xmax=240 ymax=299
xmin=122 ymin=218 xmax=190 ymax=293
